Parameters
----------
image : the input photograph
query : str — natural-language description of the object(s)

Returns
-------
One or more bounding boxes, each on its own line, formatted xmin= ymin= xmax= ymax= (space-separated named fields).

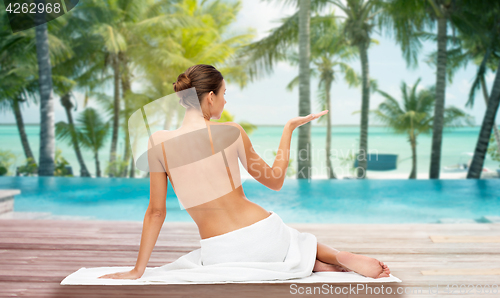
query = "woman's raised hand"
xmin=287 ymin=110 xmax=329 ymax=131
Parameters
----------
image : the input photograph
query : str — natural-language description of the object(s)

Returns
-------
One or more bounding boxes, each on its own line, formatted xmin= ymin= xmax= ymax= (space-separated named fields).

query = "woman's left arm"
xmin=99 ymin=170 xmax=168 ymax=280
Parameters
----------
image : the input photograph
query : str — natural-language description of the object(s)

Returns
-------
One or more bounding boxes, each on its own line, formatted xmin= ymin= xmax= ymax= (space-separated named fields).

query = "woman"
xmin=99 ymin=64 xmax=391 ymax=280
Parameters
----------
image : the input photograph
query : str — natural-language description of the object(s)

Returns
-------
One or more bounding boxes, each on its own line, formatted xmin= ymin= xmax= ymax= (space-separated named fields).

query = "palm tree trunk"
xmin=120 ymin=55 xmax=132 ymax=177
xmin=108 ymin=54 xmax=120 ymax=177
xmin=12 ymin=98 xmax=36 ymax=166
xmin=409 ymin=135 xmax=417 ymax=179
xmin=429 ymin=17 xmax=448 ymax=179
xmin=35 ymin=13 xmax=55 ymax=176
xmin=129 ymin=155 xmax=135 ymax=178
xmin=480 ymin=76 xmax=500 ymax=156
xmin=297 ymin=0 xmax=312 ymax=180
xmin=467 ymin=60 xmax=500 ymax=178
xmin=325 ymin=79 xmax=336 ymax=179
xmin=121 ymin=115 xmax=131 ymax=177
xmin=356 ymin=41 xmax=370 ymax=179
xmin=94 ymin=151 xmax=101 ymax=178
xmin=60 ymin=93 xmax=91 ymax=177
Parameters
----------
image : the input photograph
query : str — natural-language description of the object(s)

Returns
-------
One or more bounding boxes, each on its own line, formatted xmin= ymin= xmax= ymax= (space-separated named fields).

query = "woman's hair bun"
xmin=172 ymin=64 xmax=224 ymax=109
xmin=173 ymin=73 xmax=192 ymax=93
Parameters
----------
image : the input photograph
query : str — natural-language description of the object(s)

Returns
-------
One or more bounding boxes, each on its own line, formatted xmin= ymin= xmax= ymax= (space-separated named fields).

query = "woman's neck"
xmin=180 ymin=108 xmax=210 ymax=130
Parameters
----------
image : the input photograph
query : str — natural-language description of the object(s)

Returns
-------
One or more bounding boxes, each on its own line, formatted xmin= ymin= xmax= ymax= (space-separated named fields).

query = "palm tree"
xmin=77 ymin=0 xmax=148 ymax=176
xmin=469 ymin=67 xmax=500 ymax=177
xmin=315 ymin=60 xmax=358 ymax=179
xmin=285 ymin=13 xmax=359 ymax=179
xmin=383 ymin=0 xmax=462 ymax=179
xmin=34 ymin=0 xmax=56 ymax=176
xmin=80 ymin=0 xmax=242 ymax=177
xmin=295 ymin=0 xmax=313 ymax=179
xmin=119 ymin=52 xmax=133 ymax=177
xmin=10 ymin=98 xmax=37 ymax=167
xmin=374 ymin=78 xmax=474 ymax=179
xmin=240 ymin=0 xmax=336 ymax=179
xmin=426 ymin=24 xmax=500 ymax=159
xmin=83 ymin=0 xmax=128 ymax=177
xmin=328 ymin=0 xmax=382 ymax=178
xmin=57 ymin=93 xmax=91 ymax=177
xmin=127 ymin=0 xmax=255 ymax=177
xmin=448 ymin=0 xmax=500 ymax=179
xmin=470 ymin=62 xmax=500 ymax=158
xmin=0 ymin=11 xmax=40 ymax=170
xmin=76 ymin=108 xmax=111 ymax=178
xmin=52 ymin=36 xmax=90 ymax=177
xmin=47 ymin=5 xmax=110 ymax=178
xmin=1 ymin=8 xmax=71 ymax=174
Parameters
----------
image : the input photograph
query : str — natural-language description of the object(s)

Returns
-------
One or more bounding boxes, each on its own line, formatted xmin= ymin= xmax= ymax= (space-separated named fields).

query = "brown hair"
xmin=173 ymin=64 xmax=224 ymax=108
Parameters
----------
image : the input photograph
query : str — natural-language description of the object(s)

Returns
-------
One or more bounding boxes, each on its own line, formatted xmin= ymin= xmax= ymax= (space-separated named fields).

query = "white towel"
xmin=60 ymin=212 xmax=402 ymax=285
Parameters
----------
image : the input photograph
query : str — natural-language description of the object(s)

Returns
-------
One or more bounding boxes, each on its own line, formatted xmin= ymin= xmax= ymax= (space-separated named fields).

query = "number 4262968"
xmin=6 ymin=2 xmax=62 ymax=14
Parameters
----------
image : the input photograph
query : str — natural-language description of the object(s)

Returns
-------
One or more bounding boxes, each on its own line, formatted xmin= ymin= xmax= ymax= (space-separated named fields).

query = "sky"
xmin=1 ymin=0 xmax=498 ymax=126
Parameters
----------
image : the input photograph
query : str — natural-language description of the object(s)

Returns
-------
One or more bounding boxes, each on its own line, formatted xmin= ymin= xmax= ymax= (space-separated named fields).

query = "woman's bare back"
xmin=187 ymin=186 xmax=271 ymax=239
xmin=148 ymin=120 xmax=271 ymax=240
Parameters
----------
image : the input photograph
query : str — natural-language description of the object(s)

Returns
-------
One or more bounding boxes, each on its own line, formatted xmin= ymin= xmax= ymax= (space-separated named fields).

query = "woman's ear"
xmin=208 ymin=91 xmax=214 ymax=106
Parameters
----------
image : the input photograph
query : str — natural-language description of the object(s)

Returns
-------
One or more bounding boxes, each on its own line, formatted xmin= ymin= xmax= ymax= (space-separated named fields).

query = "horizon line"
xmin=0 ymin=123 xmax=487 ymax=126
xmin=0 ymin=123 xmax=487 ymax=128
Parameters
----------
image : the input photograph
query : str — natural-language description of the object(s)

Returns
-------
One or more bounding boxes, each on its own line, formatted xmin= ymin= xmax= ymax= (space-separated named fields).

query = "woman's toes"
xmin=380 ymin=262 xmax=389 ymax=270
xmin=378 ymin=271 xmax=390 ymax=278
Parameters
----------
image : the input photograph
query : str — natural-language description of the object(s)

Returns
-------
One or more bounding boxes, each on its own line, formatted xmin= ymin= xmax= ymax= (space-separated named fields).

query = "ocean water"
xmin=0 ymin=124 xmax=498 ymax=177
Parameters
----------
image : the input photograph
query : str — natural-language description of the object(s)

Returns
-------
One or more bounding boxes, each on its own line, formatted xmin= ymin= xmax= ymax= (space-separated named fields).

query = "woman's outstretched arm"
xmin=232 ymin=110 xmax=328 ymax=191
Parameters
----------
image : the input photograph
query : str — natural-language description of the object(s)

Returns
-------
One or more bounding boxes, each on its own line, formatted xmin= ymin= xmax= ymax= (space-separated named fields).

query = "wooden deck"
xmin=0 ymin=218 xmax=499 ymax=297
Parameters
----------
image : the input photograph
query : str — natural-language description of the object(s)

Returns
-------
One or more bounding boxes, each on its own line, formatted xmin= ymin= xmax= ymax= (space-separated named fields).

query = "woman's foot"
xmin=335 ymin=251 xmax=391 ymax=279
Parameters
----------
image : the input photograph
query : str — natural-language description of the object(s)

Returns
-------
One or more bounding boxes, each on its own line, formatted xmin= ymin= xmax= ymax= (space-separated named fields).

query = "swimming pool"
xmin=1 ymin=177 xmax=499 ymax=223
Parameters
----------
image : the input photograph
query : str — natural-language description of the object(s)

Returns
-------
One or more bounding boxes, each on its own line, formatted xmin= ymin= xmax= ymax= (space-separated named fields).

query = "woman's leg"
xmin=313 ymin=259 xmax=348 ymax=272
xmin=316 ymin=242 xmax=391 ymax=279
xmin=316 ymin=242 xmax=343 ymax=266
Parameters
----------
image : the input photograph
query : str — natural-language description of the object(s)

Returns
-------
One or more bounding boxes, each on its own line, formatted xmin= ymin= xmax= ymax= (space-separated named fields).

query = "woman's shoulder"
xmin=209 ymin=122 xmax=241 ymax=149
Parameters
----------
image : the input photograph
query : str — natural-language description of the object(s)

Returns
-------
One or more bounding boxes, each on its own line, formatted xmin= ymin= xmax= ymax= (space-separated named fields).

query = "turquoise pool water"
xmin=1 ymin=177 xmax=499 ymax=223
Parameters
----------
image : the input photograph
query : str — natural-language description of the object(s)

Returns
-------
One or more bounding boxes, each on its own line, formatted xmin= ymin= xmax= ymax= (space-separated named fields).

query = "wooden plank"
xmin=0 ymin=218 xmax=499 ymax=298
xmin=421 ymin=268 xmax=500 ymax=275
xmin=430 ymin=235 xmax=500 ymax=243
